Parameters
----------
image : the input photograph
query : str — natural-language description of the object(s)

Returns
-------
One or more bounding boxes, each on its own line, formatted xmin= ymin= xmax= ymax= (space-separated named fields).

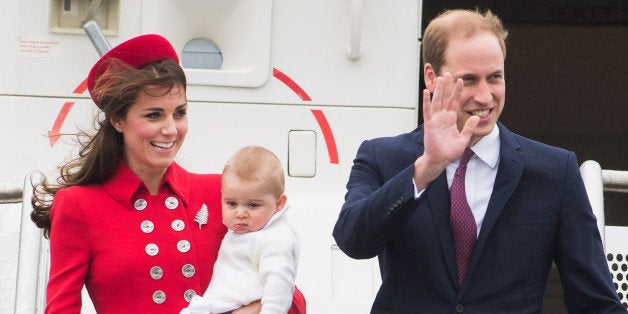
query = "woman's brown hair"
xmin=31 ymin=58 xmax=186 ymax=238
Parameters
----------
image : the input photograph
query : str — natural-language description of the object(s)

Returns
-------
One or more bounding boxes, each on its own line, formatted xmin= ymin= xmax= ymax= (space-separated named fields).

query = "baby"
xmin=182 ymin=146 xmax=300 ymax=314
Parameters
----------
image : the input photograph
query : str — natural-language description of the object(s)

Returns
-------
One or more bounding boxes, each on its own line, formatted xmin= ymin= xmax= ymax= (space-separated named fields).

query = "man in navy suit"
xmin=333 ymin=9 xmax=625 ymax=313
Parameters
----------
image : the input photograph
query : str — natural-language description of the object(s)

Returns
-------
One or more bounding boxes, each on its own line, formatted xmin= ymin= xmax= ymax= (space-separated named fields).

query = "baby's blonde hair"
xmin=222 ymin=146 xmax=285 ymax=198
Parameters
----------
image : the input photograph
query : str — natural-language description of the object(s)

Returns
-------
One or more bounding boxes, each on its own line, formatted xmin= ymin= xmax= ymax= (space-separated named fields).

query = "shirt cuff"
xmin=412 ymin=178 xmax=425 ymax=199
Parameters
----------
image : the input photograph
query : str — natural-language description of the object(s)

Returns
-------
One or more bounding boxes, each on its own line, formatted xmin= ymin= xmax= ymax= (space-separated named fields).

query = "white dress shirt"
xmin=413 ymin=126 xmax=500 ymax=237
xmin=446 ymin=127 xmax=500 ymax=237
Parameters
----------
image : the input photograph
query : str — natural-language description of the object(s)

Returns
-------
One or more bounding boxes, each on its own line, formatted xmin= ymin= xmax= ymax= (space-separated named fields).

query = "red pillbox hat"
xmin=87 ymin=34 xmax=179 ymax=108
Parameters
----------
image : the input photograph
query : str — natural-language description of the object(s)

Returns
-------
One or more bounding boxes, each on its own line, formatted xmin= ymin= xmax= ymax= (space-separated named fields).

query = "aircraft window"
xmin=181 ymin=38 xmax=223 ymax=70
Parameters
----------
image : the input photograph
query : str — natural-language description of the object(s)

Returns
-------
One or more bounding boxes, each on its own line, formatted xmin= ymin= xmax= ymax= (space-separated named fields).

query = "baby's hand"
xmin=232 ymin=300 xmax=261 ymax=314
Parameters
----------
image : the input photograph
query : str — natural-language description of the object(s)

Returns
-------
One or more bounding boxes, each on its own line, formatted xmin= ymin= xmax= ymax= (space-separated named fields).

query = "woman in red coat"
xmin=30 ymin=34 xmax=306 ymax=314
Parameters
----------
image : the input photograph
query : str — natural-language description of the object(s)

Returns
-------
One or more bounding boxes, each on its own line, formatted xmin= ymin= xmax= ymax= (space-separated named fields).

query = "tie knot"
xmin=459 ymin=148 xmax=474 ymax=166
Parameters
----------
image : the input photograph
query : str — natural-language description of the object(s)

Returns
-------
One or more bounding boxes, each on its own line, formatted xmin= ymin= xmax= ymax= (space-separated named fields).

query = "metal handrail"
xmin=8 ymin=171 xmax=48 ymax=314
xmin=580 ymin=160 xmax=628 ymax=249
xmin=602 ymin=169 xmax=628 ymax=193
xmin=0 ymin=182 xmax=23 ymax=204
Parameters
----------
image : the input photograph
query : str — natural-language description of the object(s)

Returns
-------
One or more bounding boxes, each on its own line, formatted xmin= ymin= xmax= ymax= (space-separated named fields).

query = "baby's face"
xmin=221 ymin=174 xmax=283 ymax=234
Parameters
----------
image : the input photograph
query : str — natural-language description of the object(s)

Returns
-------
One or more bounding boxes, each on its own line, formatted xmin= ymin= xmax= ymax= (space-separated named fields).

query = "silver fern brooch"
xmin=194 ymin=204 xmax=209 ymax=229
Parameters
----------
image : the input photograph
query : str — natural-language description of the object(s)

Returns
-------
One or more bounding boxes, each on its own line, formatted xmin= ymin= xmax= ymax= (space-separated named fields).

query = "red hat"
xmin=87 ymin=34 xmax=179 ymax=108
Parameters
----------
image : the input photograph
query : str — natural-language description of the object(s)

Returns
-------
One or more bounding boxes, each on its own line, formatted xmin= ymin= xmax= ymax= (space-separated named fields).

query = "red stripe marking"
xmin=271 ymin=67 xmax=339 ymax=164
xmin=273 ymin=68 xmax=312 ymax=101
xmin=73 ymin=78 xmax=88 ymax=94
xmin=49 ymin=78 xmax=87 ymax=147
xmin=48 ymin=102 xmax=74 ymax=147
xmin=311 ymin=109 xmax=339 ymax=164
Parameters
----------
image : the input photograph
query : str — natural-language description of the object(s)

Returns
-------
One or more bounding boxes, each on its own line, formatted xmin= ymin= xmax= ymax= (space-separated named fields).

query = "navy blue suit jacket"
xmin=333 ymin=123 xmax=625 ymax=313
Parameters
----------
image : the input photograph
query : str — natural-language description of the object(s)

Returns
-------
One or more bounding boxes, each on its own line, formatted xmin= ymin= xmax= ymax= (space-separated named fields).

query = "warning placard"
xmin=18 ymin=36 xmax=61 ymax=58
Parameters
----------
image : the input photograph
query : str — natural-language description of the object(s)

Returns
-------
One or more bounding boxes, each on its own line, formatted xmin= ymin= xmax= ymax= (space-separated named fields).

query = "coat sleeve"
xmin=45 ymin=188 xmax=91 ymax=314
xmin=258 ymin=230 xmax=299 ymax=314
xmin=555 ymin=152 xmax=625 ymax=313
xmin=287 ymin=286 xmax=306 ymax=314
xmin=332 ymin=139 xmax=423 ymax=259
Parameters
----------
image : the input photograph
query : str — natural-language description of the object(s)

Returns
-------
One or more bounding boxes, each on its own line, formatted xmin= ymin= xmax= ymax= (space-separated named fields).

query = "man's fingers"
xmin=446 ymin=78 xmax=463 ymax=112
xmin=460 ymin=115 xmax=480 ymax=139
xmin=422 ymin=89 xmax=432 ymax=120
xmin=431 ymin=76 xmax=444 ymax=112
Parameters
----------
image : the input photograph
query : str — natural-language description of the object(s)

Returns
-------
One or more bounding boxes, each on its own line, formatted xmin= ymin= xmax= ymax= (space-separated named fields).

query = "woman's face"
xmin=113 ymin=84 xmax=188 ymax=177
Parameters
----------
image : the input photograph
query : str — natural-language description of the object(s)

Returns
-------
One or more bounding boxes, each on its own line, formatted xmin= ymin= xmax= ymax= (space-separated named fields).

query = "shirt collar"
xmin=103 ymin=160 xmax=190 ymax=209
xmin=470 ymin=126 xmax=500 ymax=169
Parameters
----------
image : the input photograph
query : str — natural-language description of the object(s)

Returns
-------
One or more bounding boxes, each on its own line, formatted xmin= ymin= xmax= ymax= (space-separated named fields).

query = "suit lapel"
xmin=426 ymin=172 xmax=459 ymax=288
xmin=414 ymin=126 xmax=459 ymax=288
xmin=462 ymin=124 xmax=524 ymax=291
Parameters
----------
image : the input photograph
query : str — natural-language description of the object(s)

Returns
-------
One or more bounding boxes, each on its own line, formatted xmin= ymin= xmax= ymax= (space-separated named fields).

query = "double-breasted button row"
xmin=151 ymin=289 xmax=197 ymax=304
xmin=386 ymin=196 xmax=404 ymax=214
xmin=149 ymin=264 xmax=195 ymax=280
xmin=134 ymin=197 xmax=180 ymax=211
xmin=144 ymin=241 xmax=191 ymax=256
xmin=134 ymin=195 xmax=196 ymax=305
xmin=141 ymin=219 xmax=186 ymax=234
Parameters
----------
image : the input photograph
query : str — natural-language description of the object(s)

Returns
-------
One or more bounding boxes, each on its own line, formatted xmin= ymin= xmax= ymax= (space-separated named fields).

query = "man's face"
xmin=427 ymin=32 xmax=505 ymax=146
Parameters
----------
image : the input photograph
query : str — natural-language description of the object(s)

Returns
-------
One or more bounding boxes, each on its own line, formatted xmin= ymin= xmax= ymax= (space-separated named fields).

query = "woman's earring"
xmin=116 ymin=128 xmax=122 ymax=133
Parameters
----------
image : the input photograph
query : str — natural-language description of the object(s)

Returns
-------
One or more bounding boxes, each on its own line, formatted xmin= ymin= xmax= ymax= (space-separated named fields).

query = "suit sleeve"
xmin=333 ymin=139 xmax=423 ymax=259
xmin=45 ymin=189 xmax=91 ymax=314
xmin=555 ymin=152 xmax=625 ymax=313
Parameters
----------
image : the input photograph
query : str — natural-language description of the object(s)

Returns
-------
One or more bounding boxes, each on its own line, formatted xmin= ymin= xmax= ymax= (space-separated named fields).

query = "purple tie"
xmin=450 ymin=148 xmax=476 ymax=287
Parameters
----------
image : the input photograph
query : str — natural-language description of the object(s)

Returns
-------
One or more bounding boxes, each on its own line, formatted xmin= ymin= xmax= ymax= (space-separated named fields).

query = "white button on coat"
xmin=141 ymin=220 xmax=154 ymax=233
xmin=145 ymin=243 xmax=159 ymax=256
xmin=165 ymin=196 xmax=179 ymax=209
xmin=134 ymin=198 xmax=147 ymax=210
xmin=177 ymin=240 xmax=191 ymax=253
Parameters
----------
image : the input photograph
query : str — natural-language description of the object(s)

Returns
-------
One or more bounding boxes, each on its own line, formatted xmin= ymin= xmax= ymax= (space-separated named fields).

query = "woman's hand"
xmin=231 ymin=300 xmax=261 ymax=314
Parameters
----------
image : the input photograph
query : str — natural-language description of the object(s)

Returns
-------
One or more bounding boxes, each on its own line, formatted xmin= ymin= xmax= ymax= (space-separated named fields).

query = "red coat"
xmin=47 ymin=161 xmax=305 ymax=313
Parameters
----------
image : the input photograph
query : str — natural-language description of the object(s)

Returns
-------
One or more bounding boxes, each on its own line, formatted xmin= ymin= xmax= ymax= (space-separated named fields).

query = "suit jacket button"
xmin=456 ymin=304 xmax=464 ymax=312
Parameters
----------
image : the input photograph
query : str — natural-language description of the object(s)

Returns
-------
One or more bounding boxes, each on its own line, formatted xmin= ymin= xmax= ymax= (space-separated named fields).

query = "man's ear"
xmin=424 ymin=63 xmax=437 ymax=92
xmin=275 ymin=193 xmax=287 ymax=212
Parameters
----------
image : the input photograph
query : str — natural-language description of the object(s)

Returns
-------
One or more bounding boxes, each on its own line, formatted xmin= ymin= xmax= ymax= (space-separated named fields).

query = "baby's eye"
xmin=248 ymin=203 xmax=260 ymax=209
xmin=226 ymin=201 xmax=237 ymax=207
